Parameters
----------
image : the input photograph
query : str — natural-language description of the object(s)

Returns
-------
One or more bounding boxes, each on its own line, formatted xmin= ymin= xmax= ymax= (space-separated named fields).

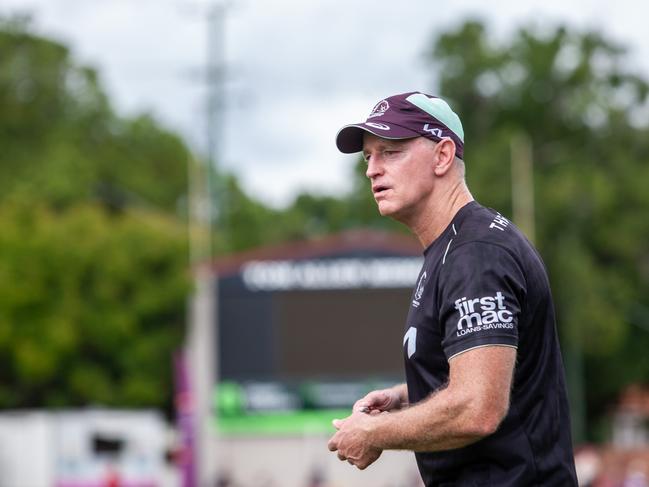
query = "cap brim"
xmin=335 ymin=123 xmax=420 ymax=154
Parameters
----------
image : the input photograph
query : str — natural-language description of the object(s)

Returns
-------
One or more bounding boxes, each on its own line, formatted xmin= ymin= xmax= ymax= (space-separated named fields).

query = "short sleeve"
xmin=438 ymin=241 xmax=524 ymax=360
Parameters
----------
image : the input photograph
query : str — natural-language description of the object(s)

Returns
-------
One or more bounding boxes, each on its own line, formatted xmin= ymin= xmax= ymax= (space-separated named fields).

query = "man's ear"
xmin=433 ymin=138 xmax=457 ymax=176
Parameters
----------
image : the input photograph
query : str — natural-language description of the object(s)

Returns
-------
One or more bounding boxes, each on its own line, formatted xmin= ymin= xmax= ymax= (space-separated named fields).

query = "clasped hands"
xmin=327 ymin=388 xmax=401 ymax=470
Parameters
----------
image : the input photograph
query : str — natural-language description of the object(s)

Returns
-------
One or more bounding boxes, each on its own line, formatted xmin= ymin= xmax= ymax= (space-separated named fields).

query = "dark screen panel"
xmin=219 ymin=294 xmax=276 ymax=380
xmin=274 ymin=289 xmax=410 ymax=380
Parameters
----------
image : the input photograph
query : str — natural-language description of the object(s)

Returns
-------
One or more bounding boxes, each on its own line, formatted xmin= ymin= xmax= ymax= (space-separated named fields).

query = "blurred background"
xmin=1 ymin=0 xmax=649 ymax=486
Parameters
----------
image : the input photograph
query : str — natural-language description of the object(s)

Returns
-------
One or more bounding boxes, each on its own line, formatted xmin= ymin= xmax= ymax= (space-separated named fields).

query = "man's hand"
xmin=327 ymin=412 xmax=383 ymax=470
xmin=353 ymin=384 xmax=406 ymax=414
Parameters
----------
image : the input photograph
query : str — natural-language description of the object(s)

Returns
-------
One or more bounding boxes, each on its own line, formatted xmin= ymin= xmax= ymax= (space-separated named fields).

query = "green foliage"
xmin=427 ymin=20 xmax=649 ymax=438
xmin=428 ymin=19 xmax=649 ymax=348
xmin=0 ymin=16 xmax=191 ymax=411
xmin=214 ymin=168 xmax=404 ymax=255
xmin=0 ymin=16 xmax=189 ymax=212
xmin=0 ymin=202 xmax=189 ymax=409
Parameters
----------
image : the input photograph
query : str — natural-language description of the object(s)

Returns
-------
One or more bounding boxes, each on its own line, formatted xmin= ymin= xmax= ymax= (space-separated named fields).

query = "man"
xmin=327 ymin=91 xmax=578 ymax=486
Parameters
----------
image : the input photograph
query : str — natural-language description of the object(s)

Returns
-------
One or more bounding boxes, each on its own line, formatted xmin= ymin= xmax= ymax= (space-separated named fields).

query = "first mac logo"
xmin=454 ymin=292 xmax=514 ymax=331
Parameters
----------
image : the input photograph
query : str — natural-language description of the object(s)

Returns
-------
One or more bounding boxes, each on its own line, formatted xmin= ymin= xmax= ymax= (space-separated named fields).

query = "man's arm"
xmin=372 ymin=345 xmax=515 ymax=451
xmin=328 ymin=345 xmax=515 ymax=468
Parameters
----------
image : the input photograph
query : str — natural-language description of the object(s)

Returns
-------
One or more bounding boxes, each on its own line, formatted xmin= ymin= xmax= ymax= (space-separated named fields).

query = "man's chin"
xmin=377 ymin=202 xmax=411 ymax=224
xmin=377 ymin=202 xmax=398 ymax=218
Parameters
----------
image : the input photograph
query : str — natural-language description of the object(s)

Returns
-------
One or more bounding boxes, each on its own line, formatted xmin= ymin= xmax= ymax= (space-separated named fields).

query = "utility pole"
xmin=510 ymin=134 xmax=585 ymax=443
xmin=510 ymin=133 xmax=535 ymax=244
xmin=186 ymin=3 xmax=230 ymax=487
xmin=205 ymin=1 xmax=229 ymax=256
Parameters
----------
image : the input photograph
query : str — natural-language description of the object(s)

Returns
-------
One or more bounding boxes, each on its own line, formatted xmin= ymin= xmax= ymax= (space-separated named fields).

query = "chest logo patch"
xmin=412 ymin=271 xmax=427 ymax=308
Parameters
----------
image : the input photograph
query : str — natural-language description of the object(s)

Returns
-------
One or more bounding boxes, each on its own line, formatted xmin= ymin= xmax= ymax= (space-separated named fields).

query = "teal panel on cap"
xmin=406 ymin=93 xmax=464 ymax=142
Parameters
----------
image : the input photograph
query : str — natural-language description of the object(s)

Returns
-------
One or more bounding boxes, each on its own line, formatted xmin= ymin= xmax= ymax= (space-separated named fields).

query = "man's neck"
xmin=409 ymin=181 xmax=474 ymax=248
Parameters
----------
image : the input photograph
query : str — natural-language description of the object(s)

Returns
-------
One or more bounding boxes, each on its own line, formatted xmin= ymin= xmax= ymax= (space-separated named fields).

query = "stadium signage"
xmin=242 ymin=257 xmax=423 ymax=291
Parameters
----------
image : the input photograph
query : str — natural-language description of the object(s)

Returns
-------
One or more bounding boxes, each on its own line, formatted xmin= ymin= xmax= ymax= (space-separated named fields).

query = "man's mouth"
xmin=373 ymin=185 xmax=390 ymax=196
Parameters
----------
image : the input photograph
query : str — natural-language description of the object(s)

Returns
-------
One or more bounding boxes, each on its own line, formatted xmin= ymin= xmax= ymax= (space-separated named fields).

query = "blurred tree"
xmin=214 ymin=173 xmax=282 ymax=252
xmin=0 ymin=16 xmax=191 ymax=412
xmin=0 ymin=15 xmax=189 ymax=213
xmin=426 ymin=19 xmax=649 ymax=440
xmin=214 ymin=167 xmax=404 ymax=255
xmin=0 ymin=201 xmax=189 ymax=409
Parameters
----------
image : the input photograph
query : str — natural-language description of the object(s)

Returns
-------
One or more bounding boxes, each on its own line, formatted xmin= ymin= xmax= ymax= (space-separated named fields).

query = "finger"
xmin=327 ymin=438 xmax=338 ymax=451
xmin=362 ymin=391 xmax=387 ymax=407
xmin=337 ymin=452 xmax=346 ymax=461
xmin=354 ymin=401 xmax=370 ymax=413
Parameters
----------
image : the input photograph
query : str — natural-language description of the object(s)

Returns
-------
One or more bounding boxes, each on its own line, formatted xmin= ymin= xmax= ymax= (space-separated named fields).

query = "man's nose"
xmin=365 ymin=158 xmax=382 ymax=179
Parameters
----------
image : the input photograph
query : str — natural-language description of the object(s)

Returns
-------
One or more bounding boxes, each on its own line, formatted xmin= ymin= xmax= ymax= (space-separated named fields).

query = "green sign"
xmin=213 ymin=380 xmax=395 ymax=435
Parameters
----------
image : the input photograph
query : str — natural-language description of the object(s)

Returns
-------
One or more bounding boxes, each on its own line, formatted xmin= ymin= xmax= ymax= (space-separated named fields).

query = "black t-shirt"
xmin=404 ymin=201 xmax=577 ymax=486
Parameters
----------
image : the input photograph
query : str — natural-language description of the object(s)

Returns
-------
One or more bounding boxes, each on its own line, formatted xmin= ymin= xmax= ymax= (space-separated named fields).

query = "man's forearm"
xmin=368 ymin=385 xmax=501 ymax=453
xmin=368 ymin=346 xmax=515 ymax=453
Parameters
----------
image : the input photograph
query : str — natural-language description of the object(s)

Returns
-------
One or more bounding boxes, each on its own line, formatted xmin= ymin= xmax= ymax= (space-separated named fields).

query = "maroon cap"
xmin=335 ymin=91 xmax=465 ymax=159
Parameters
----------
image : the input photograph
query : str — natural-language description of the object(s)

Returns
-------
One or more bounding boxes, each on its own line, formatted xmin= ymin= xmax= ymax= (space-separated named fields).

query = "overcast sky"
xmin=3 ymin=0 xmax=649 ymax=207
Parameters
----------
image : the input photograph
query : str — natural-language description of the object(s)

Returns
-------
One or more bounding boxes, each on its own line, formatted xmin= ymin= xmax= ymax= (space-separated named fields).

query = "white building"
xmin=0 ymin=409 xmax=174 ymax=487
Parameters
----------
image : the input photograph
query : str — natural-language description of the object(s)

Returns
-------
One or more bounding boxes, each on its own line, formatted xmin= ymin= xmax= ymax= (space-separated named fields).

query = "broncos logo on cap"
xmin=368 ymin=100 xmax=389 ymax=119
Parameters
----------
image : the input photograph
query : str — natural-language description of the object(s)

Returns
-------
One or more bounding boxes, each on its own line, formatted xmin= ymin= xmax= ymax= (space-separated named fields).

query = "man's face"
xmin=362 ymin=134 xmax=437 ymax=222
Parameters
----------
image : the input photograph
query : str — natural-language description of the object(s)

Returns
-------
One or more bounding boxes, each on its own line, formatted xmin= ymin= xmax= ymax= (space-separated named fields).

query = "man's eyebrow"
xmin=364 ymin=140 xmax=408 ymax=152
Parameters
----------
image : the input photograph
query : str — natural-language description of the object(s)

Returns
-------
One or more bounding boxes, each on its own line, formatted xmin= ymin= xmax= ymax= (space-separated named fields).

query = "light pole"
xmin=186 ymin=3 xmax=231 ymax=486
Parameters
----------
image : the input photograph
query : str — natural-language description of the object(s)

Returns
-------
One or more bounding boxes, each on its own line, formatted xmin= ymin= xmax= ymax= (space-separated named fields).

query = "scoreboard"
xmin=212 ymin=231 xmax=423 ymax=434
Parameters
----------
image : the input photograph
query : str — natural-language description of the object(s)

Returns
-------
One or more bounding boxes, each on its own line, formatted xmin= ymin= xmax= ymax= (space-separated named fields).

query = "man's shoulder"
xmin=442 ymin=203 xmax=543 ymax=277
xmin=422 ymin=203 xmax=539 ymax=277
xmin=453 ymin=203 xmax=531 ymax=252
